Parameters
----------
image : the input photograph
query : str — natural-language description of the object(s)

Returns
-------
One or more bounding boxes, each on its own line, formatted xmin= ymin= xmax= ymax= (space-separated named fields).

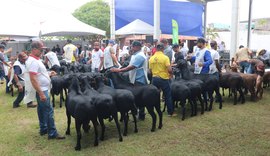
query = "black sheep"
xmin=106 ymin=71 xmax=162 ymax=132
xmin=65 ymin=76 xmax=99 ymax=151
xmin=94 ymin=75 xmax=138 ymax=136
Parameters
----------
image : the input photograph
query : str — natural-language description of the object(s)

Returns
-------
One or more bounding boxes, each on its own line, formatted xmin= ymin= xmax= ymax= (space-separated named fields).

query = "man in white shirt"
xmin=25 ymin=41 xmax=65 ymax=140
xmin=209 ymin=40 xmax=221 ymax=79
xmin=44 ymin=48 xmax=61 ymax=74
xmin=102 ymin=40 xmax=119 ymax=70
xmin=88 ymin=42 xmax=104 ymax=72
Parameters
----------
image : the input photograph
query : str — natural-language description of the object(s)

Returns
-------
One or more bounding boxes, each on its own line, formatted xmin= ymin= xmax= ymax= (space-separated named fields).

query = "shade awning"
xmin=115 ymin=19 xmax=155 ymax=35
xmin=41 ymin=15 xmax=106 ymax=37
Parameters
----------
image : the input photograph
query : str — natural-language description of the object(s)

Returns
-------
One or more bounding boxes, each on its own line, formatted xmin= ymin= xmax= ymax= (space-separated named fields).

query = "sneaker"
xmin=27 ymin=103 xmax=37 ymax=108
xmin=168 ymin=112 xmax=177 ymax=117
xmin=48 ymin=134 xmax=65 ymax=140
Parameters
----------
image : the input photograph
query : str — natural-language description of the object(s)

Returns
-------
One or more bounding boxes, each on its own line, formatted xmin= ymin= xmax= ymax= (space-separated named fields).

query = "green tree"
xmin=73 ymin=0 xmax=110 ymax=41
xmin=206 ymin=27 xmax=219 ymax=40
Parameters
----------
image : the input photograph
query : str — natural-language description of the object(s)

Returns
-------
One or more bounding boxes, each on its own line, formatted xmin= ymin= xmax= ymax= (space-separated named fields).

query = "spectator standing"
xmin=44 ymin=48 xmax=61 ymax=74
xmin=88 ymin=42 xmax=104 ymax=72
xmin=149 ymin=42 xmax=175 ymax=117
xmin=188 ymin=38 xmax=213 ymax=74
xmin=25 ymin=41 xmax=65 ymax=139
xmin=234 ymin=45 xmax=252 ymax=73
xmin=111 ymin=41 xmax=148 ymax=120
xmin=209 ymin=40 xmax=221 ymax=79
xmin=63 ymin=39 xmax=77 ymax=64
xmin=161 ymin=39 xmax=172 ymax=63
xmin=9 ymin=52 xmax=36 ymax=108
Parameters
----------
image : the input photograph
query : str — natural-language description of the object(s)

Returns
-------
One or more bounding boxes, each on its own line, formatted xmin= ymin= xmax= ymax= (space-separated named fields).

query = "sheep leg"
xmin=238 ymin=87 xmax=245 ymax=104
xmin=51 ymin=91 xmax=55 ymax=108
xmin=154 ymin=101 xmax=163 ymax=129
xmin=92 ymin=119 xmax=99 ymax=146
xmin=112 ymin=113 xmax=123 ymax=142
xmin=60 ymin=90 xmax=63 ymax=108
xmin=82 ymin=121 xmax=90 ymax=133
xmin=65 ymin=103 xmax=71 ymax=135
xmin=146 ymin=106 xmax=157 ymax=132
xmin=215 ymin=87 xmax=222 ymax=109
xmin=132 ymin=113 xmax=138 ymax=133
xmin=208 ymin=92 xmax=214 ymax=111
xmin=202 ymin=92 xmax=208 ymax=111
xmin=98 ymin=117 xmax=105 ymax=141
xmin=180 ymin=100 xmax=186 ymax=121
xmin=189 ymin=99 xmax=194 ymax=117
xmin=74 ymin=120 xmax=82 ymax=151
xmin=198 ymin=95 xmax=204 ymax=114
xmin=233 ymin=88 xmax=237 ymax=105
xmin=162 ymin=102 xmax=166 ymax=112
xmin=222 ymin=88 xmax=225 ymax=96
xmin=193 ymin=99 xmax=198 ymax=116
xmin=122 ymin=112 xmax=128 ymax=136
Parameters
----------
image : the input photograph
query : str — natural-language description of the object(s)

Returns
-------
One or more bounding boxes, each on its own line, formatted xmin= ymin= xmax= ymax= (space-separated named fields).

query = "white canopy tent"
xmin=115 ymin=19 xmax=155 ymax=35
xmin=41 ymin=14 xmax=106 ymax=37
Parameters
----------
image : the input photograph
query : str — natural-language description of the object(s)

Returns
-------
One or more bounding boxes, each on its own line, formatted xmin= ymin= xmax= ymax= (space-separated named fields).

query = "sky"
xmin=2 ymin=0 xmax=269 ymax=36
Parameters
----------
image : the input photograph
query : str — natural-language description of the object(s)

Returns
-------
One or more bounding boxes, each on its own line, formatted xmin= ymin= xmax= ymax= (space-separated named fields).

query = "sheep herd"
xmin=48 ymin=61 xmax=270 ymax=151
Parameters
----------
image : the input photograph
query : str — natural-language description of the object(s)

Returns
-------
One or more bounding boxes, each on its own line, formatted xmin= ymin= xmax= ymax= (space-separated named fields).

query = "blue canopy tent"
xmin=115 ymin=0 xmax=204 ymax=37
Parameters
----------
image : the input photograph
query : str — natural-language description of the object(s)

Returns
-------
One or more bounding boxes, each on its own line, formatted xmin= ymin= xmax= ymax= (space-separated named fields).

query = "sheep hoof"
xmin=100 ymin=137 xmax=104 ymax=141
xmin=75 ymin=146 xmax=81 ymax=151
xmin=94 ymin=142 xmax=98 ymax=146
xmin=158 ymin=125 xmax=162 ymax=129
xmin=123 ymin=133 xmax=127 ymax=136
xmin=119 ymin=138 xmax=123 ymax=142
xmin=65 ymin=131 xmax=70 ymax=135
xmin=151 ymin=128 xmax=156 ymax=132
xmin=134 ymin=129 xmax=138 ymax=133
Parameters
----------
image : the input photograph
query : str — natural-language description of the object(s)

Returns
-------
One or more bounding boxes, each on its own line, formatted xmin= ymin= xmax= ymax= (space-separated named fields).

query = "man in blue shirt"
xmin=111 ymin=41 xmax=148 ymax=120
xmin=188 ymin=38 xmax=212 ymax=74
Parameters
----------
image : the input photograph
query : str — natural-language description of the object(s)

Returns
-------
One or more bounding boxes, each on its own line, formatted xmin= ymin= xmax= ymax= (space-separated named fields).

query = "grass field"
xmin=1 ymin=85 xmax=270 ymax=156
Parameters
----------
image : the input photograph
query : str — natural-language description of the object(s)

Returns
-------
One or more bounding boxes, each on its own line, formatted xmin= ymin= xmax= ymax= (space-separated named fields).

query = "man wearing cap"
xmin=111 ymin=40 xmax=148 ymax=120
xmin=63 ymin=39 xmax=77 ymax=64
xmin=103 ymin=40 xmax=119 ymax=70
xmin=188 ymin=38 xmax=213 ymax=74
xmin=25 ymin=41 xmax=65 ymax=140
xmin=149 ymin=42 xmax=175 ymax=117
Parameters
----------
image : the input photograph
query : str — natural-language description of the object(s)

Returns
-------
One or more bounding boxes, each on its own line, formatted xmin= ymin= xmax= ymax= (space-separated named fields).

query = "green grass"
xmin=1 ymin=85 xmax=270 ymax=156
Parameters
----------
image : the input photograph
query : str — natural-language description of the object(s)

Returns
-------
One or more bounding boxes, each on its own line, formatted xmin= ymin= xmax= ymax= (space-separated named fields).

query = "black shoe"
xmin=13 ymin=105 xmax=20 ymax=108
xmin=48 ymin=134 xmax=65 ymax=140
xmin=40 ymin=132 xmax=47 ymax=136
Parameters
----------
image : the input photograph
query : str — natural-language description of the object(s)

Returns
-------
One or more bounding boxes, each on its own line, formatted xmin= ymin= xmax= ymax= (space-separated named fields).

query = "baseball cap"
xmin=131 ymin=41 xmax=142 ymax=47
xmin=108 ymin=40 xmax=115 ymax=45
xmin=172 ymin=44 xmax=179 ymax=48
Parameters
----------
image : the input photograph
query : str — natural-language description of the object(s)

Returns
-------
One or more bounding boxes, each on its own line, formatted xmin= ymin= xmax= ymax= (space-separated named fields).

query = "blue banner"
xmin=115 ymin=0 xmax=204 ymax=37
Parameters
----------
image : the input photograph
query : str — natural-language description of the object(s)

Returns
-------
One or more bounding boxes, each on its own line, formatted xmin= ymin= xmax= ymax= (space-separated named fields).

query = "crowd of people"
xmin=0 ymin=37 xmax=268 ymax=140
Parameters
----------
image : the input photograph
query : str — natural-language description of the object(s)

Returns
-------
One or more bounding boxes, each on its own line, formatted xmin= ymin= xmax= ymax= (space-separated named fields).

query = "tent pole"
xmin=247 ymin=0 xmax=253 ymax=48
xmin=110 ymin=0 xmax=115 ymax=40
xmin=203 ymin=2 xmax=207 ymax=38
xmin=230 ymin=0 xmax=240 ymax=63
xmin=154 ymin=0 xmax=160 ymax=41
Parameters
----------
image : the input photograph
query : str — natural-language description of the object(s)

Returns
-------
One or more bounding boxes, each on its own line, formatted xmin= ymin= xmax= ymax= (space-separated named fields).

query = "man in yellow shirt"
xmin=149 ymin=42 xmax=175 ymax=117
xmin=63 ymin=39 xmax=77 ymax=64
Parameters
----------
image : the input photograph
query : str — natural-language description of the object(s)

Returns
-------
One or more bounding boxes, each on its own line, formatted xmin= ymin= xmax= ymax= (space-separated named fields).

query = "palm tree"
xmin=206 ymin=27 xmax=219 ymax=40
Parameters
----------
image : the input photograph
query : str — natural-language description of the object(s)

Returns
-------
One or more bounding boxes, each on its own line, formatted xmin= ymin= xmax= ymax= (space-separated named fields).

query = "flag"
xmin=172 ymin=19 xmax=179 ymax=44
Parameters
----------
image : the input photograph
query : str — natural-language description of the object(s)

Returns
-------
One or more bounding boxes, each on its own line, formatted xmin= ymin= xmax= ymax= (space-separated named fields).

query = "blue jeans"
xmin=239 ymin=61 xmax=251 ymax=73
xmin=36 ymin=90 xmax=58 ymax=137
xmin=152 ymin=77 xmax=174 ymax=115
